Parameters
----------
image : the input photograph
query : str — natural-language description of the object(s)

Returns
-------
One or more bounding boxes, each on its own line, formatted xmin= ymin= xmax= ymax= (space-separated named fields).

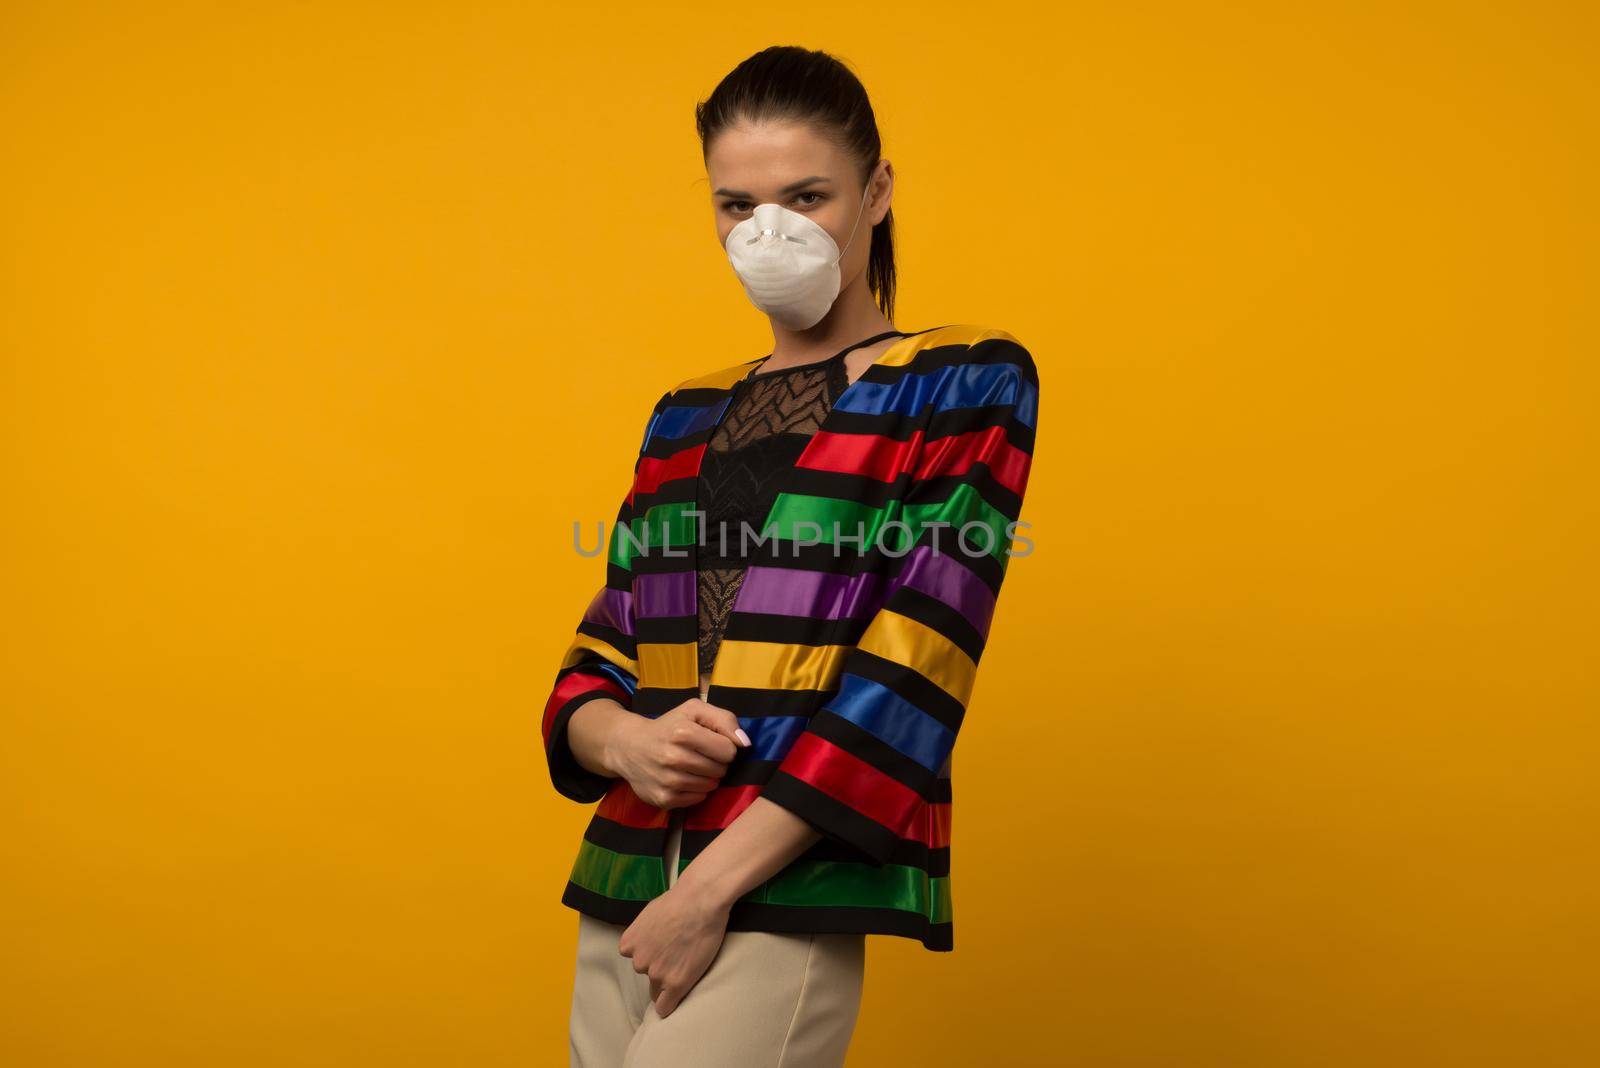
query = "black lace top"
xmin=695 ymin=331 xmax=905 ymax=676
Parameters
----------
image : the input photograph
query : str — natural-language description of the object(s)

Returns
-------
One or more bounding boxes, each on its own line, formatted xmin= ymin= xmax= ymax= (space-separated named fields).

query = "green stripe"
xmin=610 ymin=501 xmax=701 ymax=568
xmin=765 ymin=486 xmax=1014 ymax=563
xmin=765 ymin=494 xmax=907 ymax=552
xmin=570 ymin=839 xmax=666 ymax=900
xmin=680 ymin=856 xmax=949 ymax=923
xmin=902 ymin=482 xmax=1015 ymax=564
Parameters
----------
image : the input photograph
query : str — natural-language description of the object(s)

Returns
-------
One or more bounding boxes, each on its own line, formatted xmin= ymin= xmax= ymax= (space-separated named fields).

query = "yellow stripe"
xmin=875 ymin=323 xmax=1019 ymax=367
xmin=672 ymin=327 xmax=1018 ymax=395
xmin=674 ymin=360 xmax=762 ymax=392
xmin=856 ymin=609 xmax=977 ymax=705
xmin=637 ymin=642 xmax=698 ymax=688
xmin=712 ymin=640 xmax=853 ymax=691
xmin=561 ymin=633 xmax=639 ymax=679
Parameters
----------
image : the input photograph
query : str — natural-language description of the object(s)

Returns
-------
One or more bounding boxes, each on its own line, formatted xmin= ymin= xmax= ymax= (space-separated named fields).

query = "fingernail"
xmin=735 ymin=728 xmax=752 ymax=747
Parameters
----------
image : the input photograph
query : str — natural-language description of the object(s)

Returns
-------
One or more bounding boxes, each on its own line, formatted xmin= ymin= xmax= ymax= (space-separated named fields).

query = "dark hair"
xmin=695 ymin=46 xmax=897 ymax=323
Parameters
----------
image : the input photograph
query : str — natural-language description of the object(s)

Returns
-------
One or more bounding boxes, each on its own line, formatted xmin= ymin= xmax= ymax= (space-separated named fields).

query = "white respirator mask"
xmin=723 ymin=182 xmax=872 ymax=330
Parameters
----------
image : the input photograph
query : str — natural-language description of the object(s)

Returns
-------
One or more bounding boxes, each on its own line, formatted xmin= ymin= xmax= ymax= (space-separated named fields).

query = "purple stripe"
xmin=583 ymin=587 xmax=634 ymax=636
xmin=886 ymin=544 xmax=997 ymax=638
xmin=633 ymin=571 xmax=694 ymax=618
xmin=737 ymin=566 xmax=884 ymax=619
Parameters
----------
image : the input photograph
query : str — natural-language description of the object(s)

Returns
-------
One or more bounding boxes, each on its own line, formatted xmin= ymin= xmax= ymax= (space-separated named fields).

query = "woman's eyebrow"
xmin=714 ymin=175 xmax=833 ymax=198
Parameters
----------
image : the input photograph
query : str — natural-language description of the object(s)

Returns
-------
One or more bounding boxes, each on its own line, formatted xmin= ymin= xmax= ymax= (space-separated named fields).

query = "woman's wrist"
xmin=567 ymin=697 xmax=634 ymax=778
xmin=598 ymin=704 xmax=640 ymax=778
xmin=672 ymin=858 xmax=745 ymax=913
xmin=673 ymin=798 xmax=823 ymax=912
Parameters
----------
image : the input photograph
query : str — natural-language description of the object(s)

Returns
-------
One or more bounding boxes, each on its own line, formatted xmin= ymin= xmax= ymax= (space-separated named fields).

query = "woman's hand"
xmin=617 ymin=882 xmax=733 ymax=1017
xmin=604 ymin=699 xmax=751 ymax=809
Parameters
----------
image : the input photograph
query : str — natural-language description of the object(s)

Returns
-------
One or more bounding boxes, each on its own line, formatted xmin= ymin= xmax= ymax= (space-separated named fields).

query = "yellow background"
xmin=3 ymin=2 xmax=1595 ymax=1065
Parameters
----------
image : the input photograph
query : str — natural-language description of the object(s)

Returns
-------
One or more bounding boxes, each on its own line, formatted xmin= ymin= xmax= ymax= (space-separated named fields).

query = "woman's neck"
xmin=761 ymin=278 xmax=896 ymax=372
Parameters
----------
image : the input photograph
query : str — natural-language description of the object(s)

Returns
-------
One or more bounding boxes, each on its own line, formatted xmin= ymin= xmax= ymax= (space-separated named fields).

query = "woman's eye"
xmin=724 ymin=192 xmax=823 ymax=215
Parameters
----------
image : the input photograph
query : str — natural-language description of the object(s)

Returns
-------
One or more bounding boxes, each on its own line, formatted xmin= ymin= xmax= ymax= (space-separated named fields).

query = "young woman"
xmin=539 ymin=45 xmax=1040 ymax=1067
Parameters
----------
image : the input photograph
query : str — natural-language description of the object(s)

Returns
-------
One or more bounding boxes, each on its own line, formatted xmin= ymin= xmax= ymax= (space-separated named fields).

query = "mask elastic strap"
xmin=833 ymin=182 xmax=873 ymax=265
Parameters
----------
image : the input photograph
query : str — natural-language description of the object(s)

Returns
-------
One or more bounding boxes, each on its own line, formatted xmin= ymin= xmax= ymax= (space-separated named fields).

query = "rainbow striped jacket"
xmin=540 ymin=323 xmax=1039 ymax=951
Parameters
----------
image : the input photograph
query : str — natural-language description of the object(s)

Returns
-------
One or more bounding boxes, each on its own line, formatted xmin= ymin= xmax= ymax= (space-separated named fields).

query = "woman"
xmin=539 ymin=45 xmax=1039 ymax=1067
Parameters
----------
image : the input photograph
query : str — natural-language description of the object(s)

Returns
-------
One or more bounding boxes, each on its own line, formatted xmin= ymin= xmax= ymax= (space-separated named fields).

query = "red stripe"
xmin=631 ymin=444 xmax=705 ymax=504
xmin=912 ymin=425 xmax=1031 ymax=495
xmin=775 ymin=733 xmax=925 ymax=841
xmin=683 ymin=784 xmax=761 ymax=830
xmin=596 ymin=784 xmax=672 ymax=829
xmin=798 ymin=430 xmax=921 ymax=483
xmin=682 ymin=779 xmax=949 ymax=848
xmin=541 ymin=673 xmax=626 ymax=746
xmin=799 ymin=426 xmax=1031 ymax=498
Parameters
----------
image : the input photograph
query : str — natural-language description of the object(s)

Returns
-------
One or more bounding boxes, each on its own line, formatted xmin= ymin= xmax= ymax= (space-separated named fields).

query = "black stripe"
xmin=779 ymin=465 xmax=903 ymax=506
xmin=923 ymin=401 xmax=1036 ymax=453
xmin=719 ymin=610 xmax=872 ymax=649
xmin=961 ymin=334 xmax=1038 ymax=381
xmin=729 ymin=540 xmax=889 ymax=574
xmin=628 ymin=552 xmax=698 ymax=576
xmin=678 ymin=824 xmax=950 ymax=876
xmin=726 ymin=901 xmax=952 ymax=952
xmin=633 ymin=614 xmax=695 ymax=646
xmin=703 ymin=684 xmax=829 ymax=718
xmin=562 ymin=882 xmax=648 ymax=925
xmin=553 ymin=662 xmax=628 ymax=690
xmin=907 ymin=468 xmax=1024 ymax=524
xmin=758 ymin=770 xmax=902 ymax=863
xmin=545 ymin=696 xmax=619 ymax=803
xmin=629 ymin=478 xmax=703 ymax=511
xmin=640 ymin=427 xmax=716 ymax=462
xmin=845 ymin=651 xmax=968 ymax=736
xmin=574 ymin=619 xmax=635 ymax=658
xmin=666 ymin=383 xmax=742 ymax=407
xmin=866 ymin=333 xmax=1035 ymax=386
xmin=873 ymin=522 xmax=1008 ymax=596
xmin=629 ymin=685 xmax=697 ymax=716
xmin=816 ymin=407 xmax=929 ymax=440
xmin=799 ymin=709 xmax=948 ymax=799
xmin=583 ymin=815 xmax=671 ymax=857
xmin=855 ymin=334 xmax=981 ymax=386
xmin=560 ymin=886 xmax=953 ymax=952
xmin=876 ymin=584 xmax=987 ymax=664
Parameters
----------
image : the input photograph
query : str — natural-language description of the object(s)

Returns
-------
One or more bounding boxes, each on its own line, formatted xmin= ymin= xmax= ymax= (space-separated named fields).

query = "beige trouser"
xmin=567 ymin=676 xmax=866 ymax=1067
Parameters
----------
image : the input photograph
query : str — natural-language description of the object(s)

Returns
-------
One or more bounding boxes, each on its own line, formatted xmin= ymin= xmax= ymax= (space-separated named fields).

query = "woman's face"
xmin=705 ymin=119 xmax=889 ymax=288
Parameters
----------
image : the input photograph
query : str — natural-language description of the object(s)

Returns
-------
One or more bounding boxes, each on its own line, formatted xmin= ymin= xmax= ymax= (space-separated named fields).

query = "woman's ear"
xmin=870 ymin=159 xmax=894 ymax=225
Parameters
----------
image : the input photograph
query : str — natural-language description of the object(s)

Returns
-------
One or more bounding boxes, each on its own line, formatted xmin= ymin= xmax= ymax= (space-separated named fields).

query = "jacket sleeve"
xmin=757 ymin=333 xmax=1040 ymax=863
xmin=539 ymin=389 xmax=672 ymax=803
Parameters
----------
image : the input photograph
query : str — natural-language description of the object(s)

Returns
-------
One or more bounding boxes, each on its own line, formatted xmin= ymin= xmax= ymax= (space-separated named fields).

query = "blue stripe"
xmin=648 ymin=398 xmax=730 ymax=442
xmin=739 ymin=715 xmax=813 ymax=762
xmin=643 ymin=711 xmax=811 ymax=762
xmin=587 ymin=661 xmax=638 ymax=699
xmin=834 ymin=361 xmax=1037 ymax=429
xmin=820 ymin=673 xmax=954 ymax=772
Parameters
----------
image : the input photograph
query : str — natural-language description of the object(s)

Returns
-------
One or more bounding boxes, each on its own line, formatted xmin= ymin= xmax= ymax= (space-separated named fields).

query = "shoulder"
xmin=951 ymin=325 xmax=1036 ymax=384
xmin=663 ymin=358 xmax=763 ymax=399
xmin=902 ymin=326 xmax=1039 ymax=418
xmin=629 ymin=356 xmax=762 ymax=452
xmin=908 ymin=324 xmax=1039 ymax=431
xmin=627 ymin=357 xmax=765 ymax=425
xmin=887 ymin=324 xmax=1037 ymax=385
xmin=629 ymin=357 xmax=760 ymax=434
